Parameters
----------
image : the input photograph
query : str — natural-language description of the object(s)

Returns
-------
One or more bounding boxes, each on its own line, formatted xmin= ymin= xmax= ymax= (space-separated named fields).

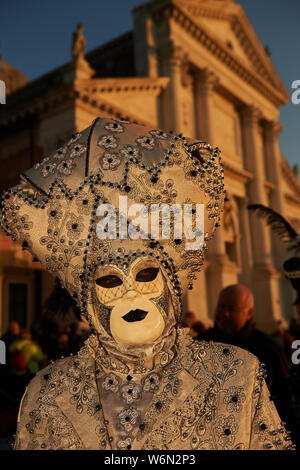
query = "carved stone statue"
xmin=72 ymin=23 xmax=86 ymax=62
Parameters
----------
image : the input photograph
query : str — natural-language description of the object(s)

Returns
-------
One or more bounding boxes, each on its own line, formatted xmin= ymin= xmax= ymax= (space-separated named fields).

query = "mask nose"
xmin=123 ymin=289 xmax=139 ymax=300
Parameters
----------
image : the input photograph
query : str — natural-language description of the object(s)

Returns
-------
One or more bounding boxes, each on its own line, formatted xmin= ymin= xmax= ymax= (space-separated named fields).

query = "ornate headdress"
xmin=0 ymin=117 xmax=225 ymax=331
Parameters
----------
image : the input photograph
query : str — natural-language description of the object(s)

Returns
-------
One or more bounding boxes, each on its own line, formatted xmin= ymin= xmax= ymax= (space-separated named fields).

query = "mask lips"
xmin=122 ymin=309 xmax=148 ymax=322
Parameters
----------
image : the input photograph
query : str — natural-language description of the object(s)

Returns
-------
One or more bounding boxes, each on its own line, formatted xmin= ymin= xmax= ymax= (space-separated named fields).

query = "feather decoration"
xmin=247 ymin=204 xmax=300 ymax=252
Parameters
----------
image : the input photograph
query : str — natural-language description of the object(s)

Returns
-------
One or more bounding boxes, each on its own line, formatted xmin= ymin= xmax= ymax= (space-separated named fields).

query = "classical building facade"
xmin=0 ymin=0 xmax=300 ymax=335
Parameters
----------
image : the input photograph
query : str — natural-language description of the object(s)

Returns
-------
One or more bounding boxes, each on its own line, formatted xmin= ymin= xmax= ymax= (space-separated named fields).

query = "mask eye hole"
xmin=95 ymin=275 xmax=123 ymax=288
xmin=136 ymin=267 xmax=159 ymax=283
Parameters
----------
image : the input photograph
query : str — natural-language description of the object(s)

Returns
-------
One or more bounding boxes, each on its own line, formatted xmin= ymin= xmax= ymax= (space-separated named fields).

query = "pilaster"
xmin=242 ymin=105 xmax=287 ymax=332
xmin=194 ymin=68 xmax=219 ymax=143
xmin=159 ymin=42 xmax=185 ymax=132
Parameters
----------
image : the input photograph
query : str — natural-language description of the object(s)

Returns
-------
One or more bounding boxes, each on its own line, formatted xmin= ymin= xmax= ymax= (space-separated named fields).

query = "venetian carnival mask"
xmin=0 ymin=117 xmax=225 ymax=347
xmin=92 ymin=257 xmax=167 ymax=345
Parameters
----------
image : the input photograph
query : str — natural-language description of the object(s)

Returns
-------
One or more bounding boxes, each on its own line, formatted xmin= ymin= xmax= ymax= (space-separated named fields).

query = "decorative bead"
xmin=264 ymin=443 xmax=273 ymax=449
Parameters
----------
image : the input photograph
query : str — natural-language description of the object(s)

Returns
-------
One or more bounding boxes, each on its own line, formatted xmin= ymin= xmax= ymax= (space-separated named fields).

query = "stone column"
xmin=242 ymin=106 xmax=272 ymax=261
xmin=159 ymin=43 xmax=185 ymax=133
xmin=264 ymin=121 xmax=285 ymax=213
xmin=133 ymin=4 xmax=158 ymax=77
xmin=264 ymin=120 xmax=292 ymax=324
xmin=237 ymin=197 xmax=253 ymax=288
xmin=242 ymin=105 xmax=286 ymax=332
xmin=194 ymin=68 xmax=219 ymax=144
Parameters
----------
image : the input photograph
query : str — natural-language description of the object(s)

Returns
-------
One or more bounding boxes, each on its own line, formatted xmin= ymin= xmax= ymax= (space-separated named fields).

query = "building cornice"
xmin=76 ymin=77 xmax=170 ymax=95
xmin=151 ymin=1 xmax=289 ymax=107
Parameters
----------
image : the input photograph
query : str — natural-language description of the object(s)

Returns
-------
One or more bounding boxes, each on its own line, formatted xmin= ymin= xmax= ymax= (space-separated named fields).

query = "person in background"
xmin=0 ymin=321 xmax=21 ymax=377
xmin=1 ymin=328 xmax=45 ymax=417
xmin=1 ymin=321 xmax=20 ymax=350
xmin=39 ymin=277 xmax=91 ymax=362
xmin=195 ymin=284 xmax=294 ymax=439
xmin=9 ymin=329 xmax=44 ymax=378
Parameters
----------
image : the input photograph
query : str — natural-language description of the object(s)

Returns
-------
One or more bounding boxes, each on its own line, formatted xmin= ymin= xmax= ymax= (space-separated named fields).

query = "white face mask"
xmin=93 ymin=257 xmax=167 ymax=346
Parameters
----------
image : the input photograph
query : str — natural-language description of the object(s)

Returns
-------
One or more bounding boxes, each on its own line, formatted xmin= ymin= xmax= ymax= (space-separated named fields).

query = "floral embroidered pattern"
xmin=121 ymin=382 xmax=142 ymax=404
xmin=47 ymin=202 xmax=63 ymax=227
xmin=104 ymin=122 xmax=124 ymax=133
xmin=118 ymin=407 xmax=139 ymax=432
xmin=34 ymin=139 xmax=86 ymax=179
xmin=136 ymin=135 xmax=156 ymax=150
xmin=143 ymin=373 xmax=160 ymax=392
xmin=102 ymin=374 xmax=120 ymax=393
xmin=41 ymin=161 xmax=57 ymax=178
xmin=215 ymin=345 xmax=236 ymax=364
xmin=75 ymin=191 xmax=97 ymax=216
xmin=99 ymin=152 xmax=121 ymax=171
xmin=56 ymin=159 xmax=76 ymax=176
xmin=223 ymin=386 xmax=246 ymax=413
xmin=66 ymin=214 xmax=85 ymax=240
xmin=53 ymin=147 xmax=67 ymax=161
xmin=119 ymin=144 xmax=140 ymax=161
xmin=150 ymin=130 xmax=169 ymax=140
xmin=70 ymin=143 xmax=86 ymax=159
xmin=215 ymin=415 xmax=238 ymax=448
xmin=97 ymin=134 xmax=118 ymax=149
xmin=116 ymin=436 xmax=132 ymax=450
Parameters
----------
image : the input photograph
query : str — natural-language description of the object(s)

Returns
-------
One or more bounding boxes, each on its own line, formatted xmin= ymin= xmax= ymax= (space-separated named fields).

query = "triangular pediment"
xmin=169 ymin=0 xmax=288 ymax=98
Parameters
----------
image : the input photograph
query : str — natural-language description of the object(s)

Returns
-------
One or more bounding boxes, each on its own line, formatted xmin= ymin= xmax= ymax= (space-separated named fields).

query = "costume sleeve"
xmin=13 ymin=370 xmax=48 ymax=450
xmin=13 ymin=363 xmax=84 ymax=450
xmin=14 ymin=386 xmax=32 ymax=450
xmin=249 ymin=361 xmax=295 ymax=450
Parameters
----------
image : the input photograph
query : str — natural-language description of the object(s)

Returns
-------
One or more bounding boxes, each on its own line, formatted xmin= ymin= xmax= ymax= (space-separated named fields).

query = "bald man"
xmin=196 ymin=284 xmax=293 ymax=437
xmin=215 ymin=284 xmax=254 ymax=336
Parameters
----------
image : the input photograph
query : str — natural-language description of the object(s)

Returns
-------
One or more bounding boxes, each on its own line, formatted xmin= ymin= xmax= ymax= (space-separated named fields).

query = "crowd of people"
xmin=0 ymin=279 xmax=299 ymax=449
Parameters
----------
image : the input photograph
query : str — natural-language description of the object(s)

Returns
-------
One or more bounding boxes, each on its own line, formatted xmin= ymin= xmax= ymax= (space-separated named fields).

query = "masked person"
xmin=0 ymin=117 xmax=293 ymax=450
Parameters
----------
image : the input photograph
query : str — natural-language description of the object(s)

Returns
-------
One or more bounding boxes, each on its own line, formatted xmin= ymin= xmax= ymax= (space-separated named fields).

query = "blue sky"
xmin=1 ymin=0 xmax=299 ymax=168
